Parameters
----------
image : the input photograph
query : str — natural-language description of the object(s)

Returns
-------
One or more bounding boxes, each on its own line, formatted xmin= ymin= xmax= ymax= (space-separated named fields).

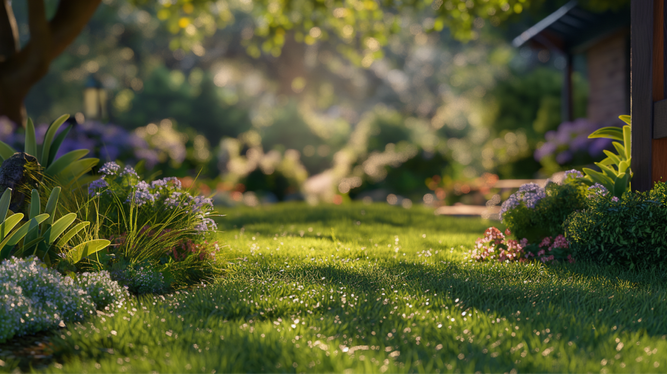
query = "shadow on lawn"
xmin=202 ymin=259 xmax=667 ymax=340
xmin=219 ymin=203 xmax=492 ymax=236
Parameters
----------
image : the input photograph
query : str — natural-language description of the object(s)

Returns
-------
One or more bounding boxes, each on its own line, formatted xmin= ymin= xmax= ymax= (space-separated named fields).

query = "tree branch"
xmin=0 ymin=0 xmax=19 ymax=62
xmin=49 ymin=0 xmax=103 ymax=60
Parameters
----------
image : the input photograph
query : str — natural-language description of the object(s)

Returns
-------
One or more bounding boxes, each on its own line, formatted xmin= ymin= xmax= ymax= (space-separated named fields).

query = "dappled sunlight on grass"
xmin=30 ymin=203 xmax=667 ymax=373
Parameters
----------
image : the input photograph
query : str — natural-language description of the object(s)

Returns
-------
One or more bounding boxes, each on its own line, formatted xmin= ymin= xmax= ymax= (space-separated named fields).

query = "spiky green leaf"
xmin=0 ymin=213 xmax=23 ymax=240
xmin=41 ymin=114 xmax=69 ymax=166
xmin=619 ymin=115 xmax=632 ymax=126
xmin=0 ymin=188 xmax=11 ymax=221
xmin=0 ymin=141 xmax=15 ymax=161
xmin=25 ymin=118 xmax=37 ymax=158
xmin=43 ymin=149 xmax=89 ymax=179
xmin=43 ymin=187 xmax=61 ymax=226
xmin=623 ymin=125 xmax=632 ymax=160
xmin=44 ymin=213 xmax=77 ymax=245
xmin=55 ymin=158 xmax=99 ymax=186
xmin=46 ymin=124 xmax=72 ymax=167
xmin=55 ymin=221 xmax=90 ymax=249
xmin=612 ymin=142 xmax=626 ymax=159
xmin=583 ymin=168 xmax=615 ymax=191
xmin=3 ymin=213 xmax=49 ymax=247
xmin=68 ymin=239 xmax=110 ymax=264
xmin=588 ymin=126 xmax=623 ymax=141
xmin=602 ymin=150 xmax=621 ymax=166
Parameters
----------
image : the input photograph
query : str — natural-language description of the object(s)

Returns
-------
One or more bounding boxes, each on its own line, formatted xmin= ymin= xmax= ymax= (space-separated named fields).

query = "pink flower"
xmin=553 ymin=235 xmax=569 ymax=249
xmin=539 ymin=236 xmax=552 ymax=248
xmin=504 ymin=228 xmax=512 ymax=237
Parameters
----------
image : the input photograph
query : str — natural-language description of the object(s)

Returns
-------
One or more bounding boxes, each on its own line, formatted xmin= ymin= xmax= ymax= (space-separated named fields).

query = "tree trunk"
xmin=0 ymin=0 xmax=102 ymax=126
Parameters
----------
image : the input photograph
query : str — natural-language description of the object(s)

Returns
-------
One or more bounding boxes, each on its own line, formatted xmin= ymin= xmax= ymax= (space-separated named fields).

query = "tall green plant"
xmin=0 ymin=187 xmax=110 ymax=266
xmin=0 ymin=114 xmax=99 ymax=186
xmin=581 ymin=115 xmax=632 ymax=197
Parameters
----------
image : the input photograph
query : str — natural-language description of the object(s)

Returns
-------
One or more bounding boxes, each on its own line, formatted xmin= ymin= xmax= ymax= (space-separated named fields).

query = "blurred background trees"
xmin=2 ymin=0 xmax=629 ymax=205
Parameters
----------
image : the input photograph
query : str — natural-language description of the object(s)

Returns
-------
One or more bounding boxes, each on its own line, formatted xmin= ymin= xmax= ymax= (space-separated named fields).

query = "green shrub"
xmin=500 ymin=172 xmax=588 ymax=243
xmin=564 ymin=181 xmax=667 ymax=270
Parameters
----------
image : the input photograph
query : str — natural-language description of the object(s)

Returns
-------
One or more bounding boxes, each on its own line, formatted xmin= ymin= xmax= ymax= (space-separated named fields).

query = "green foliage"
xmin=0 ymin=187 xmax=110 ymax=266
xmin=0 ymin=114 xmax=99 ymax=187
xmin=581 ymin=115 xmax=632 ymax=197
xmin=86 ymin=163 xmax=222 ymax=289
xmin=113 ymin=67 xmax=252 ymax=144
xmin=500 ymin=179 xmax=589 ymax=243
xmin=564 ymin=182 xmax=667 ymax=270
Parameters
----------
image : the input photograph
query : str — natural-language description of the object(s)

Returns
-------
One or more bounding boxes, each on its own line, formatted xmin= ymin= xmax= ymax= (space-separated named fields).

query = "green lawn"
xmin=10 ymin=203 xmax=667 ymax=373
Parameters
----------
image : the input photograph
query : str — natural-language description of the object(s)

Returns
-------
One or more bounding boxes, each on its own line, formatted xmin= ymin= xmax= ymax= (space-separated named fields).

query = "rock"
xmin=0 ymin=152 xmax=43 ymax=213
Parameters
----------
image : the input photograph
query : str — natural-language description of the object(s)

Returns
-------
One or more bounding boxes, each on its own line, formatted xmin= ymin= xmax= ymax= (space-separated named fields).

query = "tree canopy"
xmin=0 ymin=0 xmax=628 ymax=125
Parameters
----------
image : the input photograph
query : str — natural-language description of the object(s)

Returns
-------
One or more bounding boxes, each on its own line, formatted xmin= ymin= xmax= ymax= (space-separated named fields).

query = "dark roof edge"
xmin=512 ymin=1 xmax=578 ymax=48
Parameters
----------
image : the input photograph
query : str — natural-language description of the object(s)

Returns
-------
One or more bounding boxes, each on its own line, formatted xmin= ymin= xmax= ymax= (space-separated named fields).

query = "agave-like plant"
xmin=581 ymin=115 xmax=632 ymax=198
xmin=0 ymin=187 xmax=110 ymax=266
xmin=0 ymin=114 xmax=99 ymax=186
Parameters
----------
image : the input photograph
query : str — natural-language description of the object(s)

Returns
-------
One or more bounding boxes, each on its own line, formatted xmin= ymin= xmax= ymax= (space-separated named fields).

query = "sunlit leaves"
xmin=140 ymin=0 xmax=530 ymax=66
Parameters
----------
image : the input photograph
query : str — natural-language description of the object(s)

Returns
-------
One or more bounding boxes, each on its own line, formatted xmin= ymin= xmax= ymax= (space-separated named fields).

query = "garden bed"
xmin=2 ymin=202 xmax=667 ymax=372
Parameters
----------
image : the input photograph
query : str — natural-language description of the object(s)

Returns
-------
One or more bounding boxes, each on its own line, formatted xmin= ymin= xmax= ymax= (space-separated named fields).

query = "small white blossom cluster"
xmin=0 ymin=257 xmax=129 ymax=343
xmin=0 ymin=257 xmax=95 ymax=343
xmin=76 ymin=271 xmax=130 ymax=310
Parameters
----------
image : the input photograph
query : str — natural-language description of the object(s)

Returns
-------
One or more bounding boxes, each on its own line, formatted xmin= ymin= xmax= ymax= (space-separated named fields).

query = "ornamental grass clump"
xmin=87 ymin=162 xmax=222 ymax=289
xmin=500 ymin=173 xmax=588 ymax=244
xmin=0 ymin=257 xmax=96 ymax=343
xmin=564 ymin=181 xmax=667 ymax=270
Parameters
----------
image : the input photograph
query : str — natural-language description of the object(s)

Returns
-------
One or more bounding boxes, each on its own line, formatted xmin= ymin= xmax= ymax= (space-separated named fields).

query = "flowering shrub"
xmin=89 ymin=162 xmax=217 ymax=236
xmin=470 ymin=227 xmax=575 ymax=265
xmin=0 ymin=257 xmax=96 ymax=343
xmin=75 ymin=271 xmax=130 ymax=310
xmin=88 ymin=162 xmax=222 ymax=289
xmin=564 ymin=181 xmax=667 ymax=270
xmin=500 ymin=176 xmax=588 ymax=244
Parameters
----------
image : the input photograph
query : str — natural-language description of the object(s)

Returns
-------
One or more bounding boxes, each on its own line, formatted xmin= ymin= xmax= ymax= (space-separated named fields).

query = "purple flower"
xmin=88 ymin=178 xmax=109 ymax=196
xmin=165 ymin=192 xmax=183 ymax=208
xmin=100 ymin=162 xmax=121 ymax=176
xmin=612 ymin=196 xmax=620 ymax=202
xmin=151 ymin=177 xmax=181 ymax=189
xmin=195 ymin=218 xmax=217 ymax=232
xmin=564 ymin=169 xmax=584 ymax=180
xmin=119 ymin=165 xmax=139 ymax=178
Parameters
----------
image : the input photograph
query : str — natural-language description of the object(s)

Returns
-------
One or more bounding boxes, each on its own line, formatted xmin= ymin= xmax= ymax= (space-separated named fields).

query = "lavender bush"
xmin=534 ymin=118 xmax=613 ymax=173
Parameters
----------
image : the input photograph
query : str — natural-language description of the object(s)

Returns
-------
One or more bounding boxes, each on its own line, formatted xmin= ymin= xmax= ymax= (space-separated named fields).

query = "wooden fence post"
xmin=652 ymin=0 xmax=667 ymax=183
xmin=631 ymin=0 xmax=654 ymax=192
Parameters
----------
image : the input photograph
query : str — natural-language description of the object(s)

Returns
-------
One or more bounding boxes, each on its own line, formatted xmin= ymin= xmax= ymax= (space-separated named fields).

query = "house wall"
xmin=586 ymin=30 xmax=629 ymax=125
